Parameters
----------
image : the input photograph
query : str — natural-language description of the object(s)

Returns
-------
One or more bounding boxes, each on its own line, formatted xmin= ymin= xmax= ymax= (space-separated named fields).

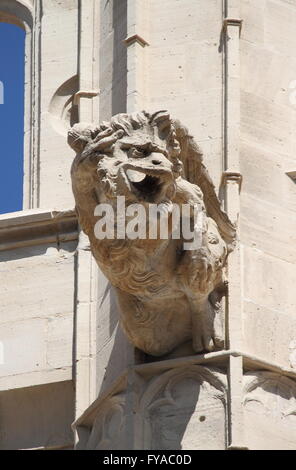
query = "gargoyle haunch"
xmin=68 ymin=111 xmax=236 ymax=356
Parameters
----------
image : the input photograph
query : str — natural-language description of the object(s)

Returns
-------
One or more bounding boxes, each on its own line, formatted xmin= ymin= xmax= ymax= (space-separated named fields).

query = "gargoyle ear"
xmin=68 ymin=122 xmax=97 ymax=153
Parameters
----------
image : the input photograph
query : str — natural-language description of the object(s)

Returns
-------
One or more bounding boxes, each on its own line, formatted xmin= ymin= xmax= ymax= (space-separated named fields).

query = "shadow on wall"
xmin=143 ymin=379 xmax=202 ymax=450
xmin=49 ymin=75 xmax=79 ymax=136
xmin=0 ymin=381 xmax=75 ymax=450
xmin=79 ymin=353 xmax=228 ymax=450
xmin=99 ymin=0 xmax=127 ymax=119
xmin=95 ymin=280 xmax=135 ymax=399
xmin=0 ymin=241 xmax=77 ymax=262
xmin=112 ymin=0 xmax=127 ymax=115
xmin=85 ymin=271 xmax=228 ymax=449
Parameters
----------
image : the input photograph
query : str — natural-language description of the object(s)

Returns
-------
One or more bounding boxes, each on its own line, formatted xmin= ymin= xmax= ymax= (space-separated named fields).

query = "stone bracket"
xmin=221 ymin=171 xmax=243 ymax=191
xmin=124 ymin=34 xmax=149 ymax=47
xmin=223 ymin=18 xmax=243 ymax=34
xmin=73 ymin=90 xmax=100 ymax=106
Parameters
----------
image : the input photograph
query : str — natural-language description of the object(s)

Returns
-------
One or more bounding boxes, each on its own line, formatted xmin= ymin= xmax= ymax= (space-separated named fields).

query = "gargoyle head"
xmin=68 ymin=111 xmax=184 ymax=206
xmin=68 ymin=110 xmax=236 ymax=248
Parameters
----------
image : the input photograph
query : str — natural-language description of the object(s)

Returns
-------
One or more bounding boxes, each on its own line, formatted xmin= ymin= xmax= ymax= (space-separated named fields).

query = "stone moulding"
xmin=123 ymin=34 xmax=149 ymax=47
xmin=0 ymin=209 xmax=78 ymax=251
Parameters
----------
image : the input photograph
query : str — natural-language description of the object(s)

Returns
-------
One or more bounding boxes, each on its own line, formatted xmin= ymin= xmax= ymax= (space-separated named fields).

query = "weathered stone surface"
xmin=240 ymin=0 xmax=296 ymax=370
xmin=1 ymin=0 xmax=296 ymax=452
xmin=0 ymin=210 xmax=77 ymax=386
xmin=69 ymin=111 xmax=235 ymax=356
xmin=76 ymin=364 xmax=227 ymax=450
xmin=138 ymin=366 xmax=227 ymax=450
xmin=244 ymin=372 xmax=296 ymax=450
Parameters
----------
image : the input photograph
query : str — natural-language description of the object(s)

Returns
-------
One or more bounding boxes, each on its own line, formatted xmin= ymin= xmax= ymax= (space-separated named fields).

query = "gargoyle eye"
xmin=129 ymin=147 xmax=145 ymax=158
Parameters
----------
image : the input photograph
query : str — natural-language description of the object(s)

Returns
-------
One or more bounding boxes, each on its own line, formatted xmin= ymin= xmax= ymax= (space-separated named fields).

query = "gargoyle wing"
xmin=173 ymin=120 xmax=236 ymax=250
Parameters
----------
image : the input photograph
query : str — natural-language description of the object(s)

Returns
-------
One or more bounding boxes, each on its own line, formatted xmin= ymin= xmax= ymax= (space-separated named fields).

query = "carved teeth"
xmin=126 ymin=169 xmax=147 ymax=183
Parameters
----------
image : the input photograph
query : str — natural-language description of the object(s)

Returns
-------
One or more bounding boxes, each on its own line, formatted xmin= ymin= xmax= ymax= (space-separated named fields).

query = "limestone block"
xmin=240 ymin=142 xmax=289 ymax=208
xmin=240 ymin=0 xmax=296 ymax=373
xmin=38 ymin=0 xmax=79 ymax=208
xmin=243 ymin=246 xmax=296 ymax=367
xmin=0 ymin=243 xmax=76 ymax=325
xmin=147 ymin=0 xmax=223 ymax=187
xmin=0 ymin=381 xmax=74 ymax=450
xmin=241 ymin=41 xmax=296 ymax=109
xmin=240 ymin=0 xmax=265 ymax=45
xmin=243 ymin=246 xmax=296 ymax=317
xmin=243 ymin=300 xmax=296 ymax=367
xmin=0 ymin=236 xmax=76 ymax=384
xmin=46 ymin=313 xmax=73 ymax=369
xmin=240 ymin=194 xmax=296 ymax=264
xmin=265 ymin=0 xmax=296 ymax=56
xmin=0 ymin=318 xmax=47 ymax=377
xmin=241 ymin=91 xmax=293 ymax=158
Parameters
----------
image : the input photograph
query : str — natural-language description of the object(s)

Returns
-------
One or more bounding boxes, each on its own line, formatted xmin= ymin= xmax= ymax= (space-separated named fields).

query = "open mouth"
xmin=126 ymin=169 xmax=163 ymax=200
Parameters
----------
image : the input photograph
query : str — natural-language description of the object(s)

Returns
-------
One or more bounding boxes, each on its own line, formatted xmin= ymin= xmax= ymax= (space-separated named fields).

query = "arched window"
xmin=0 ymin=22 xmax=25 ymax=214
xmin=0 ymin=1 xmax=34 ymax=213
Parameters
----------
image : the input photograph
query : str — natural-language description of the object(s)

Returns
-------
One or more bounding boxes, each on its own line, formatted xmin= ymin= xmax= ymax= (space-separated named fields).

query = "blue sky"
xmin=0 ymin=23 xmax=25 ymax=214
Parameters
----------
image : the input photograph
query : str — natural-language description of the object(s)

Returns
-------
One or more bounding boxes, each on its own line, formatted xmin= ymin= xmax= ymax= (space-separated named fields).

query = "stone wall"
xmin=240 ymin=0 xmax=296 ymax=367
xmin=0 ymin=0 xmax=295 ymax=450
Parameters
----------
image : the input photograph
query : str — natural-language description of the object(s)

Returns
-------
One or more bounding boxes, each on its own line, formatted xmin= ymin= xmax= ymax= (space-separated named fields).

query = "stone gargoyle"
xmin=68 ymin=111 xmax=236 ymax=356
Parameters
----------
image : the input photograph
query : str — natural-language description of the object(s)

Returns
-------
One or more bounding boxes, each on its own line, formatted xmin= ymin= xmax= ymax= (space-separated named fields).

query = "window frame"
xmin=0 ymin=0 xmax=39 ymax=211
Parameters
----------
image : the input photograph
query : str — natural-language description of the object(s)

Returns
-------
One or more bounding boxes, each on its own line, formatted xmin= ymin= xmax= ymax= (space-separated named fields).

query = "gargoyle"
xmin=68 ymin=111 xmax=236 ymax=356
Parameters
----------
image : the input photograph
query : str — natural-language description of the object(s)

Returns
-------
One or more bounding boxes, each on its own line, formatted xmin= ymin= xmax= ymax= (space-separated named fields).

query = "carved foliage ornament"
xmin=244 ymin=372 xmax=296 ymax=419
xmin=68 ymin=111 xmax=236 ymax=356
xmin=139 ymin=366 xmax=227 ymax=450
xmin=86 ymin=394 xmax=126 ymax=450
xmin=84 ymin=366 xmax=226 ymax=450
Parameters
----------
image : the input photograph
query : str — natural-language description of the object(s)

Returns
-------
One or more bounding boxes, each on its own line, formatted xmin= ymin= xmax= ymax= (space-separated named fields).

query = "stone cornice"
xmin=0 ymin=209 xmax=78 ymax=251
